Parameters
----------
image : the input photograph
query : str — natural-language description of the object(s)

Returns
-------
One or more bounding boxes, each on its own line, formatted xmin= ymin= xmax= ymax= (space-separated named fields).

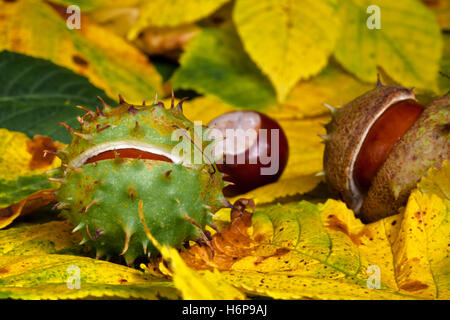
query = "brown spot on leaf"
xmin=72 ymin=55 xmax=89 ymax=67
xmin=118 ymin=279 xmax=128 ymax=284
xmin=414 ymin=211 xmax=424 ymax=223
xmin=253 ymin=248 xmax=290 ymax=266
xmin=26 ymin=135 xmax=59 ymax=169
xmin=274 ymin=248 xmax=290 ymax=256
xmin=0 ymin=267 xmax=9 ymax=274
xmin=326 ymin=215 xmax=372 ymax=246
xmin=400 ymin=280 xmax=429 ymax=292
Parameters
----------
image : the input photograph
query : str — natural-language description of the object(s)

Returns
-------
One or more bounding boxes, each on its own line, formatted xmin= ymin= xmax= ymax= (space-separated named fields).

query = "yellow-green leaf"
xmin=128 ymin=0 xmax=231 ymax=39
xmin=439 ymin=33 xmax=450 ymax=94
xmin=417 ymin=161 xmax=449 ymax=200
xmin=0 ymin=0 xmax=163 ymax=104
xmin=334 ymin=0 xmax=442 ymax=91
xmin=181 ymin=191 xmax=449 ymax=299
xmin=0 ymin=221 xmax=82 ymax=256
xmin=233 ymin=0 xmax=341 ymax=102
xmin=0 ymin=255 xmax=178 ymax=300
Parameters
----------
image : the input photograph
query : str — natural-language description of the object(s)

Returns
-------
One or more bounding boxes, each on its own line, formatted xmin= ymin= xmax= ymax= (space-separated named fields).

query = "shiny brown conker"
xmin=208 ymin=111 xmax=289 ymax=196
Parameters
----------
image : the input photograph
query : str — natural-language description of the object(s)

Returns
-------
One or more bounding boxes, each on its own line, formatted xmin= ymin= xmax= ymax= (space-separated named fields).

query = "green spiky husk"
xmin=57 ymin=99 xmax=226 ymax=263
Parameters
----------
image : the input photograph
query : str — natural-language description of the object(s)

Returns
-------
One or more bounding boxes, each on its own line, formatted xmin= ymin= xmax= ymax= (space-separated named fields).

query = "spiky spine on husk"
xmin=57 ymin=98 xmax=226 ymax=264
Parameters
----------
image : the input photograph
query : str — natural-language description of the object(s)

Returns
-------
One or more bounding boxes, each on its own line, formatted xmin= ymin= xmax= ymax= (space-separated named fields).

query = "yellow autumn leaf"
xmin=0 ymin=255 xmax=178 ymax=300
xmin=0 ymin=0 xmax=163 ymax=104
xmin=278 ymin=63 xmax=374 ymax=120
xmin=230 ymin=175 xmax=322 ymax=205
xmin=182 ymin=96 xmax=237 ymax=124
xmin=180 ymin=191 xmax=449 ymax=299
xmin=0 ymin=220 xmax=82 ymax=256
xmin=0 ymin=129 xmax=63 ymax=228
xmin=334 ymin=0 xmax=442 ymax=91
xmin=48 ymin=0 xmax=142 ymax=12
xmin=128 ymin=0 xmax=231 ymax=40
xmin=0 ymin=129 xmax=62 ymax=181
xmin=0 ymin=218 xmax=177 ymax=300
xmin=390 ymin=190 xmax=449 ymax=299
xmin=417 ymin=161 xmax=449 ymax=200
xmin=233 ymin=0 xmax=341 ymax=102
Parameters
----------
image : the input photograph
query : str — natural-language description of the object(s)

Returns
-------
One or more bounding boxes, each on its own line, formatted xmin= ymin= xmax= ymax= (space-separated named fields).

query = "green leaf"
xmin=334 ymin=0 xmax=442 ymax=91
xmin=233 ymin=0 xmax=341 ymax=102
xmin=0 ymin=175 xmax=56 ymax=209
xmin=172 ymin=27 xmax=277 ymax=110
xmin=0 ymin=51 xmax=115 ymax=143
xmin=439 ymin=33 xmax=450 ymax=94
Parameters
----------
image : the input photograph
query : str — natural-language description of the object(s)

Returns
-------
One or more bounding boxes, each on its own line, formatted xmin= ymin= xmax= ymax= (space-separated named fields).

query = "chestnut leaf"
xmin=172 ymin=27 xmax=277 ymax=110
xmin=128 ymin=0 xmax=231 ymax=39
xmin=334 ymin=0 xmax=442 ymax=92
xmin=233 ymin=0 xmax=341 ymax=102
xmin=0 ymin=254 xmax=178 ymax=300
xmin=0 ymin=0 xmax=163 ymax=104
xmin=179 ymin=194 xmax=449 ymax=299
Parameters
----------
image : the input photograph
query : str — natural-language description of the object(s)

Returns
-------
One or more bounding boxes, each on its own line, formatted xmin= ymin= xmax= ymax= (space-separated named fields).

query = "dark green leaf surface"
xmin=0 ymin=51 xmax=115 ymax=143
xmin=172 ymin=27 xmax=276 ymax=110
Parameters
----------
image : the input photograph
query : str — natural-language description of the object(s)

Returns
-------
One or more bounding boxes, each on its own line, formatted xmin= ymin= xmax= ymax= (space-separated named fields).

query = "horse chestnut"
xmin=208 ymin=111 xmax=289 ymax=196
xmin=323 ymin=83 xmax=449 ymax=223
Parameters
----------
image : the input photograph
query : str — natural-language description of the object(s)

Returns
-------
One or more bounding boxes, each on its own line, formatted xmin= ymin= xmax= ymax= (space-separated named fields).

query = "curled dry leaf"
xmin=134 ymin=25 xmax=200 ymax=58
xmin=0 ymin=129 xmax=63 ymax=228
xmin=137 ymin=201 xmax=246 ymax=300
xmin=0 ymin=189 xmax=58 ymax=229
